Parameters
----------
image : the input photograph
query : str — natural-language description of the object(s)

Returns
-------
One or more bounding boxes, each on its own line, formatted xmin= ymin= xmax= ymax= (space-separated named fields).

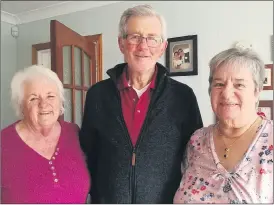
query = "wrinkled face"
xmin=118 ymin=16 xmax=167 ymax=73
xmin=210 ymin=65 xmax=259 ymax=126
xmin=22 ymin=77 xmax=61 ymax=129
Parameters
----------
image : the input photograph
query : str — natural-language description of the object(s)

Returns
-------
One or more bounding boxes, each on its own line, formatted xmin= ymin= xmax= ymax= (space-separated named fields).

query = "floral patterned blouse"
xmin=173 ymin=119 xmax=273 ymax=204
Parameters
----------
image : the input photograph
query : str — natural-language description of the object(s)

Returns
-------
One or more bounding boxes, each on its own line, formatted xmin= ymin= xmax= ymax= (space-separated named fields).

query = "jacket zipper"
xmin=131 ymin=148 xmax=136 ymax=203
xmin=114 ymin=87 xmax=136 ymax=203
xmin=129 ymin=94 xmax=157 ymax=204
xmin=128 ymin=77 xmax=165 ymax=203
xmin=113 ymin=75 xmax=165 ymax=203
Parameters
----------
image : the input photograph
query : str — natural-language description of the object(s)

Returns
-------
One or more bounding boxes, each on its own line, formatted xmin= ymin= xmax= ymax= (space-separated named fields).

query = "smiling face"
xmin=210 ymin=64 xmax=259 ymax=127
xmin=118 ymin=16 xmax=167 ymax=73
xmin=22 ymin=76 xmax=61 ymax=129
xmin=174 ymin=52 xmax=180 ymax=60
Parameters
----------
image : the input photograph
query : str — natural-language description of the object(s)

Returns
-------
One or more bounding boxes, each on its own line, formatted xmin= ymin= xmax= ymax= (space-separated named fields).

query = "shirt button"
xmin=49 ymin=161 xmax=53 ymax=165
xmin=54 ymin=178 xmax=59 ymax=183
xmin=52 ymin=156 xmax=56 ymax=160
xmin=55 ymin=152 xmax=58 ymax=156
xmin=133 ymin=98 xmax=136 ymax=102
xmin=56 ymin=147 xmax=60 ymax=151
xmin=51 ymin=166 xmax=55 ymax=170
xmin=53 ymin=172 xmax=57 ymax=176
xmin=137 ymin=110 xmax=140 ymax=113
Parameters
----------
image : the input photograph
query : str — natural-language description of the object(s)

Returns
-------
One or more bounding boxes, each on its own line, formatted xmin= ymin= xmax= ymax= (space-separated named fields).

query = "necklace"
xmin=221 ymin=138 xmax=240 ymax=159
xmin=217 ymin=117 xmax=261 ymax=159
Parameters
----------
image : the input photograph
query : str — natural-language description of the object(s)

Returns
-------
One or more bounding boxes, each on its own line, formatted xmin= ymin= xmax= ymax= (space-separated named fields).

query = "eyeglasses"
xmin=125 ymin=34 xmax=163 ymax=48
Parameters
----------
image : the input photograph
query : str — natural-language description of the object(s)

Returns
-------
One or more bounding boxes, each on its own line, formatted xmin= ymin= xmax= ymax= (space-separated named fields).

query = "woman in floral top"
xmin=173 ymin=47 xmax=273 ymax=203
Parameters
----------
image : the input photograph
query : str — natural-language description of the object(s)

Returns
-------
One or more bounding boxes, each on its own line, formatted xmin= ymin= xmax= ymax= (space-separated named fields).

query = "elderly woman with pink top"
xmin=173 ymin=47 xmax=273 ymax=203
xmin=1 ymin=65 xmax=90 ymax=203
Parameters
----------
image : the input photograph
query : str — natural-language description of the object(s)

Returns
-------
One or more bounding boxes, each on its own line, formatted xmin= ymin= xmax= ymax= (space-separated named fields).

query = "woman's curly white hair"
xmin=10 ymin=65 xmax=65 ymax=118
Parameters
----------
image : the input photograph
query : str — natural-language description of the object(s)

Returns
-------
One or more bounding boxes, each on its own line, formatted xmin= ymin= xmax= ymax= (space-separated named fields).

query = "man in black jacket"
xmin=79 ymin=4 xmax=203 ymax=203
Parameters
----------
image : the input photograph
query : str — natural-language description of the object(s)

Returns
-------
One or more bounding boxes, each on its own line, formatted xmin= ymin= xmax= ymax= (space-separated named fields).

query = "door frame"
xmin=88 ymin=34 xmax=103 ymax=82
xmin=32 ymin=36 xmax=103 ymax=82
xmin=32 ymin=42 xmax=51 ymax=65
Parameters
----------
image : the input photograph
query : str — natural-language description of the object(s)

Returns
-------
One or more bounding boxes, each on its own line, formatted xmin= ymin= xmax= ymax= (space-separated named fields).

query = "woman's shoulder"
xmin=261 ymin=119 xmax=273 ymax=144
xmin=186 ymin=125 xmax=214 ymax=154
xmin=1 ymin=121 xmax=21 ymax=149
xmin=190 ymin=124 xmax=214 ymax=141
xmin=59 ymin=120 xmax=80 ymax=132
xmin=1 ymin=121 xmax=20 ymax=138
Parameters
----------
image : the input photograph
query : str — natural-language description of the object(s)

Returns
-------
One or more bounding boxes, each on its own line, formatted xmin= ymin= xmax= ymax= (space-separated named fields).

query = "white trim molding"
xmin=1 ymin=11 xmax=19 ymax=25
xmin=2 ymin=1 xmax=122 ymax=25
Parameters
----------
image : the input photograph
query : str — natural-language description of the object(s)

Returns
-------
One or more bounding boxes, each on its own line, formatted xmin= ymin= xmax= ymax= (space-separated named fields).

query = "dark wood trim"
xmin=32 ymin=42 xmax=50 ymax=65
xmin=50 ymin=21 xmax=58 ymax=75
xmin=97 ymin=34 xmax=103 ymax=81
xmin=81 ymin=50 xmax=85 ymax=86
xmin=90 ymin=58 xmax=93 ymax=86
xmin=63 ymin=84 xmax=89 ymax=90
xmin=71 ymin=45 xmax=75 ymax=123
xmin=81 ymin=50 xmax=85 ymax=114
xmin=92 ymin=56 xmax=96 ymax=85
xmin=85 ymin=34 xmax=103 ymax=83
xmin=33 ymin=42 xmax=51 ymax=50
xmin=263 ymin=64 xmax=273 ymax=90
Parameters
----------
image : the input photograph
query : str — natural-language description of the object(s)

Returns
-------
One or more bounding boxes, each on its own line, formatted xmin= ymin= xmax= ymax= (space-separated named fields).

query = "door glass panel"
xmin=64 ymin=88 xmax=72 ymax=122
xmin=63 ymin=46 xmax=71 ymax=84
xmin=75 ymin=90 xmax=82 ymax=127
xmin=74 ymin=47 xmax=82 ymax=86
xmin=84 ymin=52 xmax=90 ymax=87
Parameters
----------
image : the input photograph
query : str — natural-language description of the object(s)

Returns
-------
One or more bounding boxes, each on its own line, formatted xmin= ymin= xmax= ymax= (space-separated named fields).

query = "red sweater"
xmin=1 ymin=120 xmax=90 ymax=203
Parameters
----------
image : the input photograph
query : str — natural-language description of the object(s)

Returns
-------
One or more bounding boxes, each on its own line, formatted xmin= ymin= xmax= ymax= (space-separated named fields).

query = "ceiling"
xmin=1 ymin=1 xmax=122 ymax=25
xmin=1 ymin=1 xmax=68 ymax=15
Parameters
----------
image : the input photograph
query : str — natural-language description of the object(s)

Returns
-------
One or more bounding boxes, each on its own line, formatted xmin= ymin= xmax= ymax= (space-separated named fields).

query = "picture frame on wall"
xmin=165 ymin=35 xmax=198 ymax=76
xmin=257 ymin=100 xmax=273 ymax=120
xmin=263 ymin=64 xmax=273 ymax=90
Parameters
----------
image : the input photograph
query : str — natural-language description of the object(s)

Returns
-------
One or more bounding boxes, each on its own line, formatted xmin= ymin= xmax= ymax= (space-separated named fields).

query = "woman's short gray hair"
xmin=11 ymin=65 xmax=65 ymax=118
xmin=208 ymin=47 xmax=265 ymax=95
xmin=118 ymin=4 xmax=167 ymax=41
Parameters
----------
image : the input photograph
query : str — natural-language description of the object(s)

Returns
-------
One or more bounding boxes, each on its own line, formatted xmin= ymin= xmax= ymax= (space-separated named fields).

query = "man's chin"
xmin=128 ymin=63 xmax=155 ymax=72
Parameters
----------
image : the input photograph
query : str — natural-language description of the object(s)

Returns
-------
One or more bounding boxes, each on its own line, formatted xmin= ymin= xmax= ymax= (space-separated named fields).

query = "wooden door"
xmin=50 ymin=20 xmax=102 ymax=126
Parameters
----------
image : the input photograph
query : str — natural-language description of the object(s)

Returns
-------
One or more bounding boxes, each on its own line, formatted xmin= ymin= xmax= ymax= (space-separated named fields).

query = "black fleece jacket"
xmin=79 ymin=62 xmax=203 ymax=204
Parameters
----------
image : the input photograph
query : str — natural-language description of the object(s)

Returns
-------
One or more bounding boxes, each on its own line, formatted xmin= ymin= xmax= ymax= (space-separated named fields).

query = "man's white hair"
xmin=11 ymin=65 xmax=65 ymax=118
xmin=118 ymin=4 xmax=167 ymax=41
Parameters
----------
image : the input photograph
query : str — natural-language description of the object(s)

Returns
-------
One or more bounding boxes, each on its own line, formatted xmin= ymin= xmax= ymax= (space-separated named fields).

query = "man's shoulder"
xmin=86 ymin=63 xmax=125 ymax=94
xmin=166 ymin=77 xmax=195 ymax=95
xmin=87 ymin=78 xmax=113 ymax=94
xmin=168 ymin=77 xmax=190 ymax=88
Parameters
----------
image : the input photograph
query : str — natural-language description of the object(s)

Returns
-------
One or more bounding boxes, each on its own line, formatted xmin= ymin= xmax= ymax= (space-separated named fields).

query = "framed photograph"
xmin=263 ymin=64 xmax=273 ymax=90
xmin=257 ymin=100 xmax=273 ymax=120
xmin=166 ymin=35 xmax=198 ymax=76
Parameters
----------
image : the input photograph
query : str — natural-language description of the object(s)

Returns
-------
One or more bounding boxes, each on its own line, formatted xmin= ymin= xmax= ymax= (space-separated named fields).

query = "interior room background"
xmin=1 ymin=1 xmax=273 ymax=129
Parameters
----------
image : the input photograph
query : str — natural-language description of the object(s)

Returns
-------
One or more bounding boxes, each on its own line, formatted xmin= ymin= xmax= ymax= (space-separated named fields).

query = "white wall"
xmin=15 ymin=1 xmax=273 ymax=126
xmin=1 ymin=22 xmax=18 ymax=129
